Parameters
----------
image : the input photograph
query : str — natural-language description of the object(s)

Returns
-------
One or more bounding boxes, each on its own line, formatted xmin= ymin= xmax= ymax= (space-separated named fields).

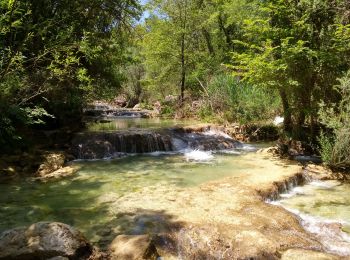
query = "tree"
xmin=0 ymin=0 xmax=141 ymax=150
xmin=229 ymin=0 xmax=350 ymax=136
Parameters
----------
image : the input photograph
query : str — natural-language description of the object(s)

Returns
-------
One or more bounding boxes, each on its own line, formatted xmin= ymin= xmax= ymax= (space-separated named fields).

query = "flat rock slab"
xmin=109 ymin=235 xmax=159 ymax=260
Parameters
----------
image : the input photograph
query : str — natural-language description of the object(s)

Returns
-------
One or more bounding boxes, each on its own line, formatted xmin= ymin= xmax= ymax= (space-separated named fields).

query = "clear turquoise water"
xmin=0 ymin=151 xmax=254 ymax=245
xmin=277 ymin=180 xmax=350 ymax=234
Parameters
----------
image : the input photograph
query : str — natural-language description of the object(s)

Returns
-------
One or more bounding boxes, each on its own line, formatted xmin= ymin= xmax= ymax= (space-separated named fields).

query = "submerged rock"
xmin=109 ymin=235 xmax=159 ymax=260
xmin=0 ymin=222 xmax=93 ymax=260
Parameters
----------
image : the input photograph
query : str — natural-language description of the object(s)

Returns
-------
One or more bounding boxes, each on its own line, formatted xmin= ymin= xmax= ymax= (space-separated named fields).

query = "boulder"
xmin=109 ymin=235 xmax=159 ymax=260
xmin=114 ymin=95 xmax=127 ymax=107
xmin=0 ymin=222 xmax=93 ymax=260
xmin=34 ymin=165 xmax=80 ymax=182
xmin=36 ymin=152 xmax=66 ymax=177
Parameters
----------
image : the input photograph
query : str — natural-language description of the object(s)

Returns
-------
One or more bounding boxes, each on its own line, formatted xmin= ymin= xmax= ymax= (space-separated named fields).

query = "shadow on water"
xmin=92 ymin=208 xmax=186 ymax=250
xmin=0 ymin=176 xmax=108 ymax=233
xmin=0 ymin=174 xmax=188 ymax=250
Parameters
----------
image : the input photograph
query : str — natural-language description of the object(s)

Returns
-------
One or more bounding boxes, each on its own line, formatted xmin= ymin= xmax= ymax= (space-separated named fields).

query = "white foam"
xmin=269 ymin=184 xmax=350 ymax=256
xmin=148 ymin=151 xmax=178 ymax=156
xmin=309 ymin=180 xmax=340 ymax=189
xmin=216 ymin=150 xmax=242 ymax=155
xmin=185 ymin=150 xmax=214 ymax=162
xmin=240 ymin=144 xmax=258 ymax=151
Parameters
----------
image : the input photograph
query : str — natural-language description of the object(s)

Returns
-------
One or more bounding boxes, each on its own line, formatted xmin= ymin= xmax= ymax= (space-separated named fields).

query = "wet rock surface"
xmin=109 ymin=235 xmax=159 ymax=260
xmin=103 ymin=153 xmax=345 ymax=259
xmin=34 ymin=165 xmax=80 ymax=182
xmin=281 ymin=249 xmax=341 ymax=260
xmin=36 ymin=152 xmax=66 ymax=176
xmin=71 ymin=130 xmax=174 ymax=159
xmin=0 ymin=151 xmax=71 ymax=182
xmin=0 ymin=222 xmax=93 ymax=260
xmin=71 ymin=124 xmax=241 ymax=159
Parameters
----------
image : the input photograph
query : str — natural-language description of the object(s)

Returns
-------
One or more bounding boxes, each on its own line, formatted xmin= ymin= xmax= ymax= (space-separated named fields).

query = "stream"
xmin=0 ymin=116 xmax=349 ymax=256
xmin=271 ymin=180 xmax=350 ymax=255
xmin=0 ymin=144 xmax=261 ymax=246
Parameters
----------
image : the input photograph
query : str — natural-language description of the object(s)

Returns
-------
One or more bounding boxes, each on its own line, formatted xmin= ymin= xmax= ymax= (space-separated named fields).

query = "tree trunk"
xmin=202 ymin=29 xmax=214 ymax=55
xmin=218 ymin=13 xmax=232 ymax=50
xmin=279 ymin=88 xmax=292 ymax=132
xmin=180 ymin=33 xmax=186 ymax=103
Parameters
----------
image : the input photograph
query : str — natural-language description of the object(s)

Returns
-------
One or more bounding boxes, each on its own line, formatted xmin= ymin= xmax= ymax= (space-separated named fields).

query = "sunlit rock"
xmin=0 ymin=222 xmax=93 ymax=260
xmin=34 ymin=165 xmax=80 ymax=182
xmin=281 ymin=249 xmax=340 ymax=260
xmin=36 ymin=152 xmax=66 ymax=176
xmin=109 ymin=234 xmax=159 ymax=260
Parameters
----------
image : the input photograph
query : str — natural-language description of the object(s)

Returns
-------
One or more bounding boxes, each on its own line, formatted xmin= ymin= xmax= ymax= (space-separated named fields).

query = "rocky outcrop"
xmin=256 ymin=171 xmax=307 ymax=200
xmin=109 ymin=235 xmax=159 ymax=260
xmin=72 ymin=130 xmax=173 ymax=159
xmin=0 ymin=222 xmax=93 ymax=260
xmin=225 ymin=123 xmax=280 ymax=142
xmin=0 ymin=151 xmax=72 ymax=181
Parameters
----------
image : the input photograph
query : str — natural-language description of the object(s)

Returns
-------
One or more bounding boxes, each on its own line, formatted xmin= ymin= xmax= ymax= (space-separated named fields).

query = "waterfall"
xmin=71 ymin=127 xmax=241 ymax=160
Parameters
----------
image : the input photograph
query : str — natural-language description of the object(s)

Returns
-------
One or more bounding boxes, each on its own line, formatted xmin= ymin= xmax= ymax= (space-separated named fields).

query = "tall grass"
xmin=202 ymin=74 xmax=281 ymax=123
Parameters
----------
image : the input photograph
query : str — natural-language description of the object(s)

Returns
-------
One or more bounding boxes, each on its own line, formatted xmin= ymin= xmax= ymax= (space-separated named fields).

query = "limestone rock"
xmin=281 ymin=249 xmax=341 ymax=260
xmin=133 ymin=103 xmax=141 ymax=109
xmin=36 ymin=152 xmax=66 ymax=177
xmin=0 ymin=222 xmax=93 ymax=260
xmin=109 ymin=235 xmax=159 ymax=260
xmin=34 ymin=165 xmax=80 ymax=182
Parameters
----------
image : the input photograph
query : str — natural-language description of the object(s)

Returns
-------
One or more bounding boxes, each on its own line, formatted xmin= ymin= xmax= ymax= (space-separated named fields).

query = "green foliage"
xmin=198 ymin=104 xmax=215 ymax=122
xmin=160 ymin=105 xmax=176 ymax=117
xmin=205 ymin=74 xmax=280 ymax=123
xmin=318 ymin=72 xmax=350 ymax=169
xmin=0 ymin=0 xmax=141 ymax=148
xmin=318 ymin=131 xmax=334 ymax=165
xmin=229 ymin=0 xmax=350 ymax=134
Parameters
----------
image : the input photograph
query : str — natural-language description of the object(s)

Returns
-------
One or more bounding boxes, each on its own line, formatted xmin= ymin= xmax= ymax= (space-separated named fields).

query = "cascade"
xmin=71 ymin=126 xmax=241 ymax=159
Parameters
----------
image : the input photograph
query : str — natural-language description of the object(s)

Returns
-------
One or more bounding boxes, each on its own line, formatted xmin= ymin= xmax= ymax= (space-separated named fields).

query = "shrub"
xmin=318 ymin=71 xmax=350 ymax=170
xmin=204 ymin=74 xmax=281 ymax=124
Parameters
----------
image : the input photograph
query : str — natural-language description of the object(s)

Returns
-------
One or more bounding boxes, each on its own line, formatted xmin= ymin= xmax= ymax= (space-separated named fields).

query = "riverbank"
xmin=0 ymin=122 xmax=275 ymax=180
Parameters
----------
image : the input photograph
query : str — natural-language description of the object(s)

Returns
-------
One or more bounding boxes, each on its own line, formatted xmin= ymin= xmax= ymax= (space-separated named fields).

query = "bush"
xmin=203 ymin=74 xmax=281 ymax=124
xmin=318 ymin=71 xmax=350 ymax=170
xmin=318 ymin=131 xmax=334 ymax=164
